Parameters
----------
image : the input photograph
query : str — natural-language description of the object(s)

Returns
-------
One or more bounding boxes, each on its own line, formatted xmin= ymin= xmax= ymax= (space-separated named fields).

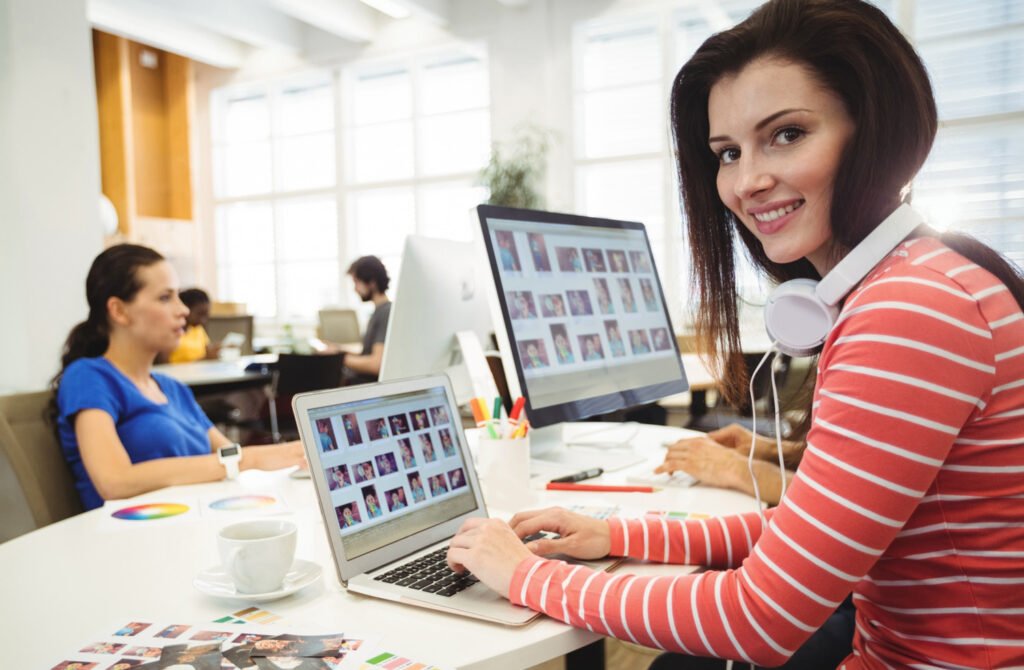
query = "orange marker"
xmin=470 ymin=398 xmax=486 ymax=424
xmin=470 ymin=398 xmax=498 ymax=439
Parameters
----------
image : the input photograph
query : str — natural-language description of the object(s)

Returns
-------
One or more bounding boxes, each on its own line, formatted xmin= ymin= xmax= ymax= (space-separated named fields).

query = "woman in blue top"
xmin=53 ymin=244 xmax=306 ymax=510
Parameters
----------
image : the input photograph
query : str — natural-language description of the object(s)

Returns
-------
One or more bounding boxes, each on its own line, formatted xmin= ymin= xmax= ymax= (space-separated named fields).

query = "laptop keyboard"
xmin=372 ymin=533 xmax=553 ymax=598
xmin=373 ymin=547 xmax=478 ymax=597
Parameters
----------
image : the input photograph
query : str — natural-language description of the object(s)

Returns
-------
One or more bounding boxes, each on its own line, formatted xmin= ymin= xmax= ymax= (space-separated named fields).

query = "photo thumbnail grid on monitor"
xmin=483 ymin=211 xmax=686 ymax=417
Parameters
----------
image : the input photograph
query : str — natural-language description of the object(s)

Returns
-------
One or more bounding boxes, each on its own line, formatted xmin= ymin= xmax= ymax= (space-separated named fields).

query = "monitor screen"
xmin=307 ymin=385 xmax=478 ymax=560
xmin=478 ymin=205 xmax=688 ymax=427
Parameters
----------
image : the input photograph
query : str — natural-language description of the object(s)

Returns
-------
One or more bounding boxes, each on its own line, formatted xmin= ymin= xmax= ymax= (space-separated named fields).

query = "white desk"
xmin=155 ymin=354 xmax=278 ymax=388
xmin=0 ymin=423 xmax=754 ymax=669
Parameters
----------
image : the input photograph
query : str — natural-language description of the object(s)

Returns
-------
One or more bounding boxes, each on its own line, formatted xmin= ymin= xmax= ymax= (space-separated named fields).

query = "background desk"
xmin=0 ymin=425 xmax=755 ymax=669
xmin=155 ymin=354 xmax=277 ymax=389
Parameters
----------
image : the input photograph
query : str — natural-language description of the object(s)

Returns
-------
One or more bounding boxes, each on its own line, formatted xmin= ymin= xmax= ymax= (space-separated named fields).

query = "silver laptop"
xmin=294 ymin=374 xmax=617 ymax=625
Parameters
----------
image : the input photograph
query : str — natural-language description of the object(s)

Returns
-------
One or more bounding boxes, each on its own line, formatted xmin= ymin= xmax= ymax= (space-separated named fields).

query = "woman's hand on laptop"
xmin=447 ymin=518 xmax=533 ymax=597
xmin=510 ymin=507 xmax=611 ymax=560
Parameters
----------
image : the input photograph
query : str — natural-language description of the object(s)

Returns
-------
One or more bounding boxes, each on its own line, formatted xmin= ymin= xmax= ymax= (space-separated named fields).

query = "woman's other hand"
xmin=242 ymin=440 xmax=307 ymax=472
xmin=509 ymin=507 xmax=612 ymax=560
xmin=657 ymin=437 xmax=746 ymax=489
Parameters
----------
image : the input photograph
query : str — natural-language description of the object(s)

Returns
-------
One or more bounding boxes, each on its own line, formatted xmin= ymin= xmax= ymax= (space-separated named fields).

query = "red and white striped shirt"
xmin=509 ymin=238 xmax=1024 ymax=669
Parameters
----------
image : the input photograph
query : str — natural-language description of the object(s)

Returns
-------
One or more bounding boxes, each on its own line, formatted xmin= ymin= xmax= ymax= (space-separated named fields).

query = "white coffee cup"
xmin=217 ymin=519 xmax=297 ymax=594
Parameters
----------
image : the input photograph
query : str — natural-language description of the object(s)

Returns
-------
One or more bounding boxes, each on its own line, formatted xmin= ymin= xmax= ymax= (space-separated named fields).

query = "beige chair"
xmin=318 ymin=308 xmax=361 ymax=345
xmin=207 ymin=314 xmax=255 ymax=355
xmin=0 ymin=390 xmax=82 ymax=541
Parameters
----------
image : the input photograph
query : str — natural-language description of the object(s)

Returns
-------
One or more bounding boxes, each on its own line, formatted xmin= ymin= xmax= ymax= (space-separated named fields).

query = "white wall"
xmin=0 ymin=0 xmax=103 ymax=393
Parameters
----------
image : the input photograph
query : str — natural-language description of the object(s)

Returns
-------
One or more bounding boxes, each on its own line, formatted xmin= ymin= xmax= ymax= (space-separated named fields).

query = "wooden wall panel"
xmin=92 ymin=31 xmax=135 ymax=235
xmin=92 ymin=31 xmax=194 ymax=229
xmin=164 ymin=53 xmax=194 ymax=221
xmin=129 ymin=42 xmax=170 ymax=218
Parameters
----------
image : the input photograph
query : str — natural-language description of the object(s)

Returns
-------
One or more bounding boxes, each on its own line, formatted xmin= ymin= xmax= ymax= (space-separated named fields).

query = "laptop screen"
xmin=307 ymin=384 xmax=479 ymax=560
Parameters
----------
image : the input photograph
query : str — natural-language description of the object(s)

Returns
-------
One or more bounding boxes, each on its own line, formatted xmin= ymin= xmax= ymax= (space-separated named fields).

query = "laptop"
xmin=293 ymin=374 xmax=618 ymax=625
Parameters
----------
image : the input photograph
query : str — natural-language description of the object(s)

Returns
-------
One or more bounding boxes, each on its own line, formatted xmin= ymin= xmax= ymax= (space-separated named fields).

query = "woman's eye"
xmin=717 ymin=147 xmax=740 ymax=164
xmin=773 ymin=126 xmax=805 ymax=145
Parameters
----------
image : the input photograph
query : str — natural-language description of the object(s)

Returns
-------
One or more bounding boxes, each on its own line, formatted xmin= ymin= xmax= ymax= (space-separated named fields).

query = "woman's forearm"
xmin=726 ymin=454 xmax=793 ymax=505
xmin=93 ymin=454 xmax=226 ymax=500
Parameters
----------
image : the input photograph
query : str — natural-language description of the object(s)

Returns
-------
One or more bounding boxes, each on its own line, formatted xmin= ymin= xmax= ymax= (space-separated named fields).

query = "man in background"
xmin=342 ymin=256 xmax=391 ymax=384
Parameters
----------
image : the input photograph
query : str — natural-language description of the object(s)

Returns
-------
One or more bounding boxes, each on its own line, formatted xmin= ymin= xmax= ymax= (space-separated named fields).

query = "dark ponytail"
xmin=50 ymin=244 xmax=165 ymax=395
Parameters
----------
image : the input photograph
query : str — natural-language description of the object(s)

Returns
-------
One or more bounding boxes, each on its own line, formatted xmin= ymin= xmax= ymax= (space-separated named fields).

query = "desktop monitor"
xmin=379 ymin=236 xmax=498 ymax=405
xmin=478 ymin=205 xmax=688 ymax=458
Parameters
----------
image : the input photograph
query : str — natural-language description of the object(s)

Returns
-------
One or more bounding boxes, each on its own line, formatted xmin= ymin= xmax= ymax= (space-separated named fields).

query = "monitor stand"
xmin=529 ymin=423 xmax=647 ymax=475
xmin=444 ymin=330 xmax=499 ymax=406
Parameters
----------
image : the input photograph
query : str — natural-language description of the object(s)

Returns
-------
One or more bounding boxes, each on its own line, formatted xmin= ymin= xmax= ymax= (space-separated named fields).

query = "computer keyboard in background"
xmin=626 ymin=470 xmax=698 ymax=488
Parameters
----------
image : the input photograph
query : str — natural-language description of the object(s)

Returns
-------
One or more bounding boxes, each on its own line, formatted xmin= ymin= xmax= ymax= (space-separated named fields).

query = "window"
xmin=210 ymin=49 xmax=491 ymax=325
xmin=571 ymin=0 xmax=1024 ymax=322
xmin=211 ymin=74 xmax=340 ymax=321
xmin=911 ymin=0 xmax=1024 ymax=265
xmin=342 ymin=50 xmax=491 ymax=302
xmin=573 ymin=2 xmax=762 ymax=323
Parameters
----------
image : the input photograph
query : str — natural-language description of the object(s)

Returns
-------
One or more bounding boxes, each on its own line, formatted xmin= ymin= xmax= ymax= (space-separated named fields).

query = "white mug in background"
xmin=217 ymin=519 xmax=297 ymax=594
xmin=475 ymin=435 xmax=535 ymax=512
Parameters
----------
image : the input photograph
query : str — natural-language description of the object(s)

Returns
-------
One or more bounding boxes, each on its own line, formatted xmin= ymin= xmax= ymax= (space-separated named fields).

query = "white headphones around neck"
xmin=764 ymin=203 xmax=924 ymax=357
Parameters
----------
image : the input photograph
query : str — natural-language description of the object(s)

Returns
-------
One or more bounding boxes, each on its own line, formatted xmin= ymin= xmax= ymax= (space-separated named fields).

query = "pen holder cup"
xmin=474 ymin=435 xmax=536 ymax=513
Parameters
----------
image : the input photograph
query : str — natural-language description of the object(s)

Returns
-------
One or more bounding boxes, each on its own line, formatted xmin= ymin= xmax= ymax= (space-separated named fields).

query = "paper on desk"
xmin=199 ymin=490 xmax=290 ymax=518
xmin=51 ymin=619 xmax=380 ymax=670
xmin=359 ymin=650 xmax=451 ymax=670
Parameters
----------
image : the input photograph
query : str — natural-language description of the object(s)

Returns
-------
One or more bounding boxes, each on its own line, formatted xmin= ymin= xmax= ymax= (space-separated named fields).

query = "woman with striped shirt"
xmin=446 ymin=1 xmax=1024 ymax=667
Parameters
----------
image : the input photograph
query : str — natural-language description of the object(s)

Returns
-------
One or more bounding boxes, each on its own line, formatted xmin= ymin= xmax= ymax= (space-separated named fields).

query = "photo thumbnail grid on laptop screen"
xmin=308 ymin=385 xmax=477 ymax=560
xmin=487 ymin=218 xmax=680 ymax=410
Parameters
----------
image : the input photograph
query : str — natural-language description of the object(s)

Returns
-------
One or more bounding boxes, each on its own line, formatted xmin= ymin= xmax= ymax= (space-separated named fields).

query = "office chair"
xmin=267 ymin=353 xmax=346 ymax=440
xmin=0 ymin=391 xmax=82 ymax=541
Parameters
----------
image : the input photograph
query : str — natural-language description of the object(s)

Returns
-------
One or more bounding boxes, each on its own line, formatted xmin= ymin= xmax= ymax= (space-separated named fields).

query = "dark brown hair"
xmin=347 ymin=255 xmax=390 ymax=293
xmin=51 ymin=244 xmax=165 ymax=391
xmin=672 ymin=0 xmax=1024 ymax=410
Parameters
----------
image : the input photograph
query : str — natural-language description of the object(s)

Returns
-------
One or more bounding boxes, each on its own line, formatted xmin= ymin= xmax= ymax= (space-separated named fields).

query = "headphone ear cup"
xmin=764 ymin=278 xmax=840 ymax=357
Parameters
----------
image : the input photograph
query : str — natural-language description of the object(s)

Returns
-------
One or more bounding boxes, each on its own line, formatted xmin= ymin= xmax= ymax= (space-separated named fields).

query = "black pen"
xmin=549 ymin=467 xmax=603 ymax=484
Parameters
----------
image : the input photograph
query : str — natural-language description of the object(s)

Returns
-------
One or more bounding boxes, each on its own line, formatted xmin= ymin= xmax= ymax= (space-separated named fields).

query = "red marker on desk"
xmin=506 ymin=396 xmax=527 ymax=439
xmin=509 ymin=397 xmax=525 ymax=421
xmin=546 ymin=483 xmax=658 ymax=493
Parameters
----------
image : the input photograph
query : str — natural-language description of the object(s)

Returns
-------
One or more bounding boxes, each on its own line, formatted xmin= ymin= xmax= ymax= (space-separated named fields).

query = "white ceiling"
xmin=87 ymin=0 xmax=522 ymax=68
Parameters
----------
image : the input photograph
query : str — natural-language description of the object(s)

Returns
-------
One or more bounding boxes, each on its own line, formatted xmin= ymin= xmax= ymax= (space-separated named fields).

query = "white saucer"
xmin=193 ymin=559 xmax=322 ymax=602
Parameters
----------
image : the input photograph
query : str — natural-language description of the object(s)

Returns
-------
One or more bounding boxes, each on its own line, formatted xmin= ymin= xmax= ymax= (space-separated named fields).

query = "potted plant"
xmin=479 ymin=126 xmax=551 ymax=209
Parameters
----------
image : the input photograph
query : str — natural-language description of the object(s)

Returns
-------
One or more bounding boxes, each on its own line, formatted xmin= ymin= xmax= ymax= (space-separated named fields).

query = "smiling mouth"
xmin=752 ymin=200 xmax=804 ymax=223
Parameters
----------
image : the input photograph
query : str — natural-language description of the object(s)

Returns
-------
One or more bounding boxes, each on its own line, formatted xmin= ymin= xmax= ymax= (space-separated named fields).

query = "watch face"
xmin=221 ymin=445 xmax=240 ymax=458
